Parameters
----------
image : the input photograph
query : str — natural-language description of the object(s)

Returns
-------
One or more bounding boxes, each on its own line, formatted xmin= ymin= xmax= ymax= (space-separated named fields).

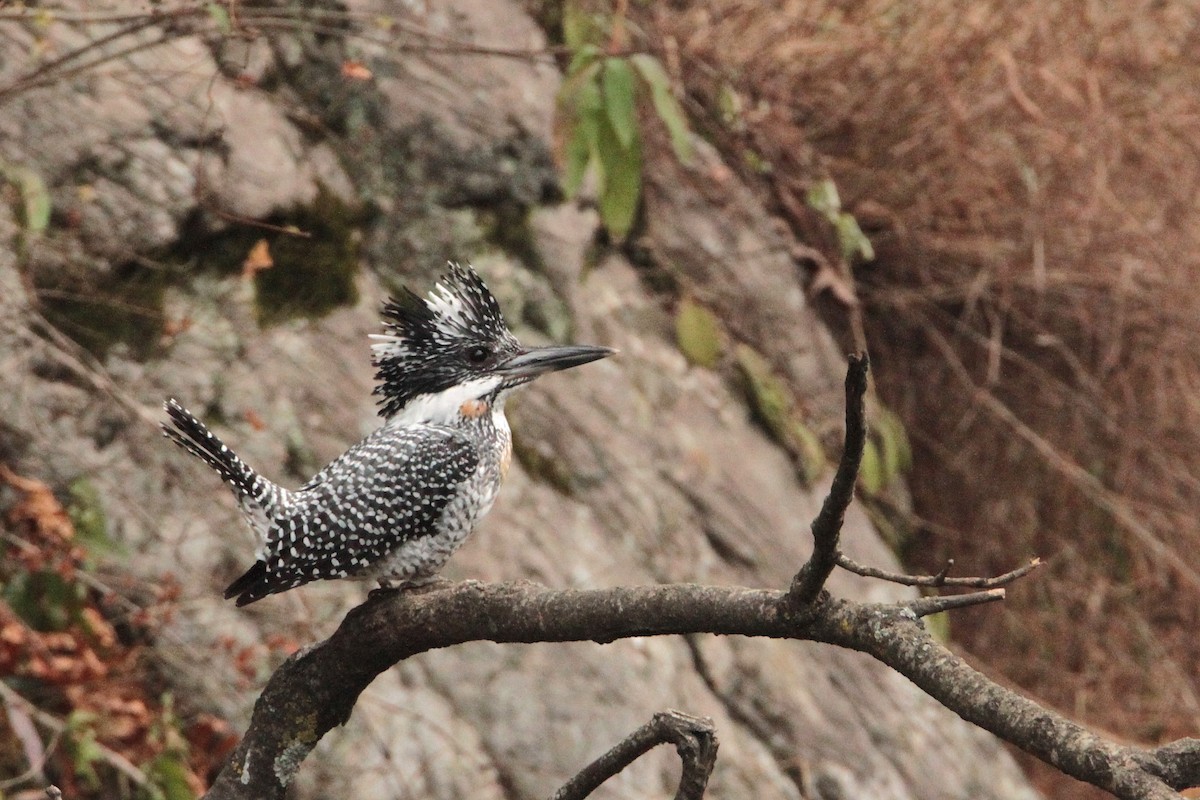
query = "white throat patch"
xmin=386 ymin=376 xmax=504 ymax=427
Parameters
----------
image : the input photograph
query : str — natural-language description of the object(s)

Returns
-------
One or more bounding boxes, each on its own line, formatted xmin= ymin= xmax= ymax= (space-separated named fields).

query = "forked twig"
xmin=788 ymin=353 xmax=870 ymax=606
xmin=550 ymin=710 xmax=718 ymax=800
xmin=837 ymin=554 xmax=1043 ymax=588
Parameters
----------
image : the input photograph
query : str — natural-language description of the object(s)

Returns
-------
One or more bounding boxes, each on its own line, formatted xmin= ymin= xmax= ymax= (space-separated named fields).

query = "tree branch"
xmin=837 ymin=553 xmax=1043 ymax=588
xmin=203 ymin=580 xmax=1199 ymax=800
xmin=906 ymin=588 xmax=1005 ymax=617
xmin=550 ymin=710 xmax=717 ymax=800
xmin=788 ymin=353 xmax=870 ymax=606
xmin=199 ymin=358 xmax=1198 ymax=800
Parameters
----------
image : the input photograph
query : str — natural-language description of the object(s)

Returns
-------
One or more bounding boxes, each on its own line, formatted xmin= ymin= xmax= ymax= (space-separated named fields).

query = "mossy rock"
xmin=253 ymin=185 xmax=361 ymax=325
xmin=172 ymin=183 xmax=362 ymax=326
xmin=34 ymin=257 xmax=171 ymax=360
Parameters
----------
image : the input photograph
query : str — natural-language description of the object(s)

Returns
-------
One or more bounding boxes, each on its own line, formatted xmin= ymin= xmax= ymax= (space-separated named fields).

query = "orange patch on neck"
xmin=459 ymin=399 xmax=488 ymax=419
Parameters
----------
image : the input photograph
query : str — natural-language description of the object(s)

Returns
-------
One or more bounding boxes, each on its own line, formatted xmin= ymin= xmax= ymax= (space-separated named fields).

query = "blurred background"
xmin=1 ymin=2 xmax=1197 ymax=798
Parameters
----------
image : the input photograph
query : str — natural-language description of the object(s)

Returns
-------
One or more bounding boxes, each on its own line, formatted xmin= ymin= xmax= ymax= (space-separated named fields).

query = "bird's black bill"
xmin=495 ymin=344 xmax=615 ymax=379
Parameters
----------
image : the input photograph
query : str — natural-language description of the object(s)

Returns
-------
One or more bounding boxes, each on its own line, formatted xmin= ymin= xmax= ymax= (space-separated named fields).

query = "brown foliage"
xmin=644 ymin=3 xmax=1200 ymax=796
xmin=0 ymin=466 xmax=233 ymax=797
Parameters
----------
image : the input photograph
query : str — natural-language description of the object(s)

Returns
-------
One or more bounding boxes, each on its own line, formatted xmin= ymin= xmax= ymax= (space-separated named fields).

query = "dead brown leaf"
xmin=340 ymin=60 xmax=372 ymax=81
xmin=241 ymin=238 xmax=273 ymax=278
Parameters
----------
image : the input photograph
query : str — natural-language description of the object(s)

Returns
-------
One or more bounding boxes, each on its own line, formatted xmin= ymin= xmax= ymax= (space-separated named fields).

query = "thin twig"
xmin=907 ymin=589 xmax=1005 ymax=617
xmin=0 ymin=33 xmax=177 ymax=105
xmin=550 ymin=710 xmax=718 ymax=800
xmin=837 ymin=553 xmax=1043 ymax=588
xmin=788 ymin=353 xmax=870 ymax=606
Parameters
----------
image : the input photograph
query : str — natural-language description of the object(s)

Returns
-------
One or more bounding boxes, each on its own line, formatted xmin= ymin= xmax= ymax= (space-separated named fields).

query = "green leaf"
xmin=206 ymin=2 xmax=232 ymax=35
xmin=562 ymin=0 xmax=593 ymax=50
xmin=924 ymin=611 xmax=951 ymax=642
xmin=602 ymin=58 xmax=637 ymax=150
xmin=147 ymin=753 xmax=198 ymax=800
xmin=594 ymin=115 xmax=641 ymax=239
xmin=0 ymin=162 xmax=51 ymax=235
xmin=859 ymin=439 xmax=884 ymax=495
xmin=566 ymin=44 xmax=602 ymax=78
xmin=806 ymin=178 xmax=841 ymax=218
xmin=561 ymin=115 xmax=592 ymax=198
xmin=68 ymin=477 xmax=122 ymax=563
xmin=571 ymin=76 xmax=605 ymax=188
xmin=557 ymin=58 xmax=601 ymax=107
xmin=65 ymin=718 xmax=103 ymax=789
xmin=4 ymin=569 xmax=81 ymax=632
xmin=572 ymin=65 xmax=604 ymax=114
xmin=836 ymin=211 xmax=875 ymax=261
xmin=790 ymin=419 xmax=829 ymax=485
xmin=735 ymin=344 xmax=794 ymax=445
xmin=629 ymin=53 xmax=669 ymax=94
xmin=875 ymin=407 xmax=911 ymax=483
xmin=675 ymin=299 xmax=723 ymax=368
xmin=716 ymin=81 xmax=742 ymax=127
xmin=631 ymin=53 xmax=692 ymax=162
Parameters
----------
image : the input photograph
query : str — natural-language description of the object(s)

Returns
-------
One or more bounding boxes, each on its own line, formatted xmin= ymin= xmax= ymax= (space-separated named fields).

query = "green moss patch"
xmin=34 ymin=258 xmax=170 ymax=361
xmin=173 ymin=183 xmax=362 ymax=326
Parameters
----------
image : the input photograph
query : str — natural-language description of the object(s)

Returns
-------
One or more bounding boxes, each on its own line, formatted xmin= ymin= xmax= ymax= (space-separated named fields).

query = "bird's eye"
xmin=467 ymin=346 xmax=490 ymax=364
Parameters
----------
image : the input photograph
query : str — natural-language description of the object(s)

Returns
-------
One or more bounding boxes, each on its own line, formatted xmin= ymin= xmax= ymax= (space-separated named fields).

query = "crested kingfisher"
xmin=162 ymin=263 xmax=613 ymax=605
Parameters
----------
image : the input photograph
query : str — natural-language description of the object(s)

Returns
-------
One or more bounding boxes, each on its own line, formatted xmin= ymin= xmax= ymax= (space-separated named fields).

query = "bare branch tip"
xmin=908 ymin=588 xmax=1005 ymax=617
xmin=788 ymin=355 xmax=873 ymax=606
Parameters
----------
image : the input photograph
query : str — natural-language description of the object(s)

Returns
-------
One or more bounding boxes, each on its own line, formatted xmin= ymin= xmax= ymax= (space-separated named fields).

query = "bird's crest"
xmin=370 ymin=263 xmax=517 ymax=418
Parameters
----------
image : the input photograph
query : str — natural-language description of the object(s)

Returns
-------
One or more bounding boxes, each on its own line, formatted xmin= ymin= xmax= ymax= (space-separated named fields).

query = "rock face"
xmin=0 ymin=2 xmax=1038 ymax=799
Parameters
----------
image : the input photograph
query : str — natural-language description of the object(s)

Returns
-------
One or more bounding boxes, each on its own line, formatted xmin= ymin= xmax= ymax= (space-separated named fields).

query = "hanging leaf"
xmin=594 ymin=116 xmax=641 ymax=239
xmin=1 ymin=162 xmax=51 ymax=235
xmin=242 ymin=238 xmax=274 ymax=278
xmin=558 ymin=58 xmax=602 ymax=105
xmin=806 ymin=178 xmax=841 ymax=217
xmin=876 ymin=406 xmax=912 ymax=481
xmin=601 ymin=58 xmax=637 ymax=150
xmin=572 ymin=74 xmax=605 ymax=188
xmin=924 ymin=611 xmax=951 ymax=643
xmin=836 ymin=211 xmax=875 ymax=261
xmin=146 ymin=751 xmax=201 ymax=800
xmin=675 ymin=298 xmax=723 ymax=368
xmin=631 ymin=53 xmax=692 ymax=162
xmin=789 ymin=419 xmax=829 ymax=484
xmin=859 ymin=439 xmax=884 ymax=495
xmin=560 ymin=116 xmax=591 ymax=198
xmin=566 ymin=43 xmax=602 ymax=78
xmin=735 ymin=344 xmax=794 ymax=445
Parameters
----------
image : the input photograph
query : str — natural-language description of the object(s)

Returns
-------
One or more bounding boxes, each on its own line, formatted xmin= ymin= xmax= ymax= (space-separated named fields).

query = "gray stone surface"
xmin=0 ymin=2 xmax=1040 ymax=799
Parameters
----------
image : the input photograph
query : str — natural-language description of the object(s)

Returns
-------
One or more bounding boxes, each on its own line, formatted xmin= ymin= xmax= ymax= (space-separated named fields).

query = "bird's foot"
xmin=368 ymin=575 xmax=451 ymax=600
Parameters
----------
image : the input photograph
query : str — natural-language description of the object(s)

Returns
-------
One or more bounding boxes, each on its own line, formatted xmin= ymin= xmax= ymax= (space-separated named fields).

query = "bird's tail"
xmin=161 ymin=399 xmax=276 ymax=517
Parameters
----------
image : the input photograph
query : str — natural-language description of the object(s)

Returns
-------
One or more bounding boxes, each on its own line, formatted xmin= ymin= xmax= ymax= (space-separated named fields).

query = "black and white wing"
xmin=224 ymin=424 xmax=478 ymax=606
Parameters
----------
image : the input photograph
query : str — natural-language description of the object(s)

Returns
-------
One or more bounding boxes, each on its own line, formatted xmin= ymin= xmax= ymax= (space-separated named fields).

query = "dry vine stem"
xmin=204 ymin=356 xmax=1200 ymax=800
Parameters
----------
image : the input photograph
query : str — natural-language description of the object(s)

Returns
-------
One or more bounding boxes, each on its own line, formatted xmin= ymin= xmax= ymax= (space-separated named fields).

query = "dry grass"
xmin=646 ymin=2 xmax=1200 ymax=795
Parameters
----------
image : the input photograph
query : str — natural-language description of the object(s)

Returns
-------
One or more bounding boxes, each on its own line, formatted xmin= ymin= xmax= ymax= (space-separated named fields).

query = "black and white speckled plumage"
xmin=162 ymin=263 xmax=608 ymax=606
xmin=372 ymin=264 xmax=519 ymax=418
